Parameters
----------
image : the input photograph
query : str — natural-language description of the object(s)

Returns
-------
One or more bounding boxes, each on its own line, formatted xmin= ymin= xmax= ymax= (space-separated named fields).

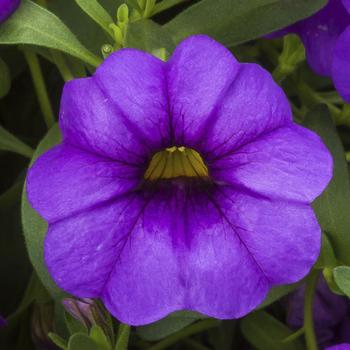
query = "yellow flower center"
xmin=144 ymin=146 xmax=209 ymax=181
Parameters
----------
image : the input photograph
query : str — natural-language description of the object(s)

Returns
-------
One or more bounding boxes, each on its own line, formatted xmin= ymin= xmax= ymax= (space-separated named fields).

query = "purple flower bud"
xmin=31 ymin=303 xmax=58 ymax=350
xmin=62 ymin=298 xmax=95 ymax=329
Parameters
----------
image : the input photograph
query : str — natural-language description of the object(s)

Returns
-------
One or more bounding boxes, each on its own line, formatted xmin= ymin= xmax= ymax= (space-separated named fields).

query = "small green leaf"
xmin=21 ymin=124 xmax=64 ymax=299
xmin=258 ymin=282 xmax=301 ymax=309
xmin=333 ymin=266 xmax=350 ymax=298
xmin=303 ymin=105 xmax=350 ymax=265
xmin=125 ymin=19 xmax=175 ymax=54
xmin=165 ymin=0 xmax=327 ymax=47
xmin=136 ymin=311 xmax=206 ymax=341
xmin=240 ymin=311 xmax=305 ymax=350
xmin=75 ymin=0 xmax=114 ymax=36
xmin=315 ymin=233 xmax=337 ymax=269
xmin=68 ymin=333 xmax=99 ymax=350
xmin=115 ymin=323 xmax=130 ymax=350
xmin=0 ymin=0 xmax=101 ymax=67
xmin=48 ymin=333 xmax=68 ymax=350
xmin=0 ymin=57 xmax=11 ymax=98
xmin=90 ymin=325 xmax=111 ymax=350
xmin=65 ymin=312 xmax=88 ymax=336
xmin=0 ymin=125 xmax=34 ymax=158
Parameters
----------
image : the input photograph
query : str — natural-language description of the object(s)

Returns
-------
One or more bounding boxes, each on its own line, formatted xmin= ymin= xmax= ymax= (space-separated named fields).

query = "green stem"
xmin=304 ymin=270 xmax=319 ymax=350
xmin=282 ymin=327 xmax=305 ymax=343
xmin=115 ymin=323 xmax=130 ymax=350
xmin=23 ymin=49 xmax=55 ymax=129
xmin=148 ymin=319 xmax=220 ymax=350
xmin=346 ymin=151 xmax=350 ymax=162
xmin=152 ymin=0 xmax=188 ymax=15
xmin=50 ymin=50 xmax=74 ymax=81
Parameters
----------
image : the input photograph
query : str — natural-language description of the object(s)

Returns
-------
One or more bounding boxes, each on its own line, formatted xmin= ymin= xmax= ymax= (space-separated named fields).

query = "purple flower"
xmin=0 ymin=315 xmax=6 ymax=328
xmin=26 ymin=35 xmax=332 ymax=326
xmin=327 ymin=345 xmax=350 ymax=350
xmin=287 ymin=278 xmax=350 ymax=349
xmin=0 ymin=0 xmax=20 ymax=23
xmin=268 ymin=0 xmax=350 ymax=102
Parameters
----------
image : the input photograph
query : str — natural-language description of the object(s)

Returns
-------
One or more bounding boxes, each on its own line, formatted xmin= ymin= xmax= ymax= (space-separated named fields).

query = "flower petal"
xmin=211 ymin=124 xmax=332 ymax=203
xmin=27 ymin=144 xmax=141 ymax=222
xmin=166 ymin=35 xmax=240 ymax=147
xmin=102 ymin=184 xmax=318 ymax=324
xmin=342 ymin=0 xmax=350 ymax=14
xmin=213 ymin=188 xmax=321 ymax=285
xmin=199 ymin=63 xmax=291 ymax=159
xmin=94 ymin=49 xmax=170 ymax=150
xmin=0 ymin=0 xmax=20 ymax=22
xmin=332 ymin=26 xmax=350 ymax=103
xmin=102 ymin=185 xmax=269 ymax=325
xmin=44 ymin=194 xmax=146 ymax=297
xmin=296 ymin=0 xmax=350 ymax=76
xmin=60 ymin=50 xmax=169 ymax=162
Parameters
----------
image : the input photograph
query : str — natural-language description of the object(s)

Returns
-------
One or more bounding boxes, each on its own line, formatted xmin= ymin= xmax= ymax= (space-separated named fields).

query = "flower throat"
xmin=144 ymin=146 xmax=209 ymax=181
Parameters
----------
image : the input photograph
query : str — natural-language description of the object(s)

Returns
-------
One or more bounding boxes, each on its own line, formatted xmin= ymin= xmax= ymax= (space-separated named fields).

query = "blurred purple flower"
xmin=327 ymin=345 xmax=350 ymax=350
xmin=287 ymin=278 xmax=350 ymax=349
xmin=0 ymin=315 xmax=6 ymax=328
xmin=27 ymin=35 xmax=332 ymax=325
xmin=0 ymin=0 xmax=20 ymax=23
xmin=268 ymin=0 xmax=350 ymax=102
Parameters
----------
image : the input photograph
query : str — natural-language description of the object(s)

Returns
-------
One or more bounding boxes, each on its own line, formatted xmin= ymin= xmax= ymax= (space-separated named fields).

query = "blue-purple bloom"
xmin=268 ymin=0 xmax=350 ymax=102
xmin=327 ymin=345 xmax=350 ymax=350
xmin=287 ymin=278 xmax=350 ymax=349
xmin=27 ymin=35 xmax=332 ymax=325
xmin=0 ymin=0 xmax=20 ymax=23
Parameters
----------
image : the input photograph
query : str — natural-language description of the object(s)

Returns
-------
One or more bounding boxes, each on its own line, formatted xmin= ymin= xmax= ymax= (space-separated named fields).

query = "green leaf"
xmin=0 ymin=57 xmax=11 ymax=98
xmin=258 ymin=282 xmax=301 ymax=309
xmin=303 ymin=105 xmax=350 ymax=265
xmin=75 ymin=0 xmax=114 ymax=35
xmin=0 ymin=125 xmax=34 ymax=158
xmin=115 ymin=323 xmax=130 ymax=350
xmin=68 ymin=333 xmax=99 ymax=350
xmin=65 ymin=312 xmax=88 ymax=336
xmin=48 ymin=333 xmax=68 ymax=350
xmin=315 ymin=233 xmax=337 ymax=269
xmin=48 ymin=0 xmax=121 ymax=56
xmin=136 ymin=311 xmax=205 ymax=341
xmin=21 ymin=124 xmax=64 ymax=299
xmin=0 ymin=0 xmax=101 ymax=67
xmin=240 ymin=311 xmax=305 ymax=350
xmin=165 ymin=0 xmax=327 ymax=47
xmin=90 ymin=325 xmax=111 ymax=350
xmin=333 ymin=266 xmax=350 ymax=298
xmin=125 ymin=19 xmax=175 ymax=54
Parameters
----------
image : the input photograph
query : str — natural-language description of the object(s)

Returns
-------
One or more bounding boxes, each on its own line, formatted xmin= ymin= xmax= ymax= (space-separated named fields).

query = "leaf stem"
xmin=304 ymin=270 xmax=319 ymax=350
xmin=50 ymin=50 xmax=74 ymax=81
xmin=148 ymin=319 xmax=220 ymax=350
xmin=115 ymin=323 xmax=130 ymax=350
xmin=282 ymin=327 xmax=305 ymax=343
xmin=23 ymin=49 xmax=55 ymax=129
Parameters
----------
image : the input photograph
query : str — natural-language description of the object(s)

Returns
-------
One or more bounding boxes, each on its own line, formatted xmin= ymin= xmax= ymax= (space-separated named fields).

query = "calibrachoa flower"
xmin=0 ymin=0 xmax=20 ymax=23
xmin=27 ymin=35 xmax=332 ymax=325
xmin=268 ymin=0 xmax=350 ymax=102
xmin=287 ymin=278 xmax=350 ymax=349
